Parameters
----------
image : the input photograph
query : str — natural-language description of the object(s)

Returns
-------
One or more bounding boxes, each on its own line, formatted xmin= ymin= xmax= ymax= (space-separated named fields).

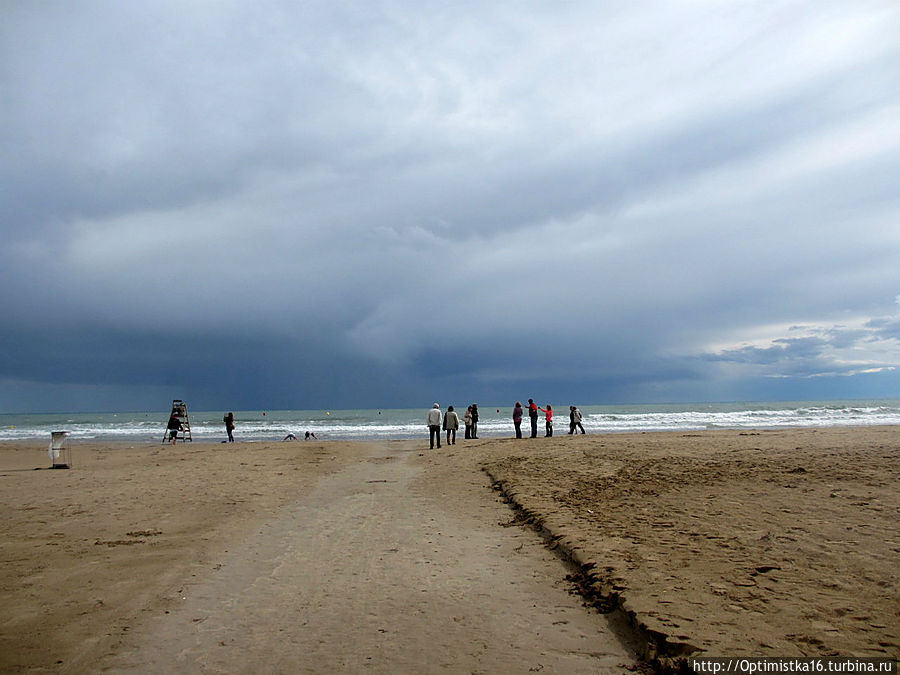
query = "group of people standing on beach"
xmin=427 ymin=401 xmax=585 ymax=448
xmin=512 ymin=400 xmax=585 ymax=438
xmin=427 ymin=403 xmax=481 ymax=449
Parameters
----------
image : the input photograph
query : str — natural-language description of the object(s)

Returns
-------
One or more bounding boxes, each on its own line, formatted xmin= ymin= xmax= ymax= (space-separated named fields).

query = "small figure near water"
xmin=284 ymin=431 xmax=317 ymax=441
xmin=427 ymin=404 xmax=442 ymax=449
xmin=464 ymin=406 xmax=473 ymax=439
xmin=470 ymin=404 xmax=479 ymax=438
xmin=224 ymin=412 xmax=235 ymax=442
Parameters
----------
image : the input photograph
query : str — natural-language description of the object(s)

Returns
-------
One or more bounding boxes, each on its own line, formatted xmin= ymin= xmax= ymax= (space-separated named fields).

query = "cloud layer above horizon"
xmin=2 ymin=0 xmax=900 ymax=412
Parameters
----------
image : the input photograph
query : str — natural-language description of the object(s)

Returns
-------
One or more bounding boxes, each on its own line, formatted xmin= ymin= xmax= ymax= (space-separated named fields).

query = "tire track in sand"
xmin=103 ymin=441 xmax=638 ymax=673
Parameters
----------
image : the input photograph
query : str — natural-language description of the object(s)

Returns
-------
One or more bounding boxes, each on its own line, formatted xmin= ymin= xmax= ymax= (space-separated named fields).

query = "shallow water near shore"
xmin=2 ymin=399 xmax=899 ymax=442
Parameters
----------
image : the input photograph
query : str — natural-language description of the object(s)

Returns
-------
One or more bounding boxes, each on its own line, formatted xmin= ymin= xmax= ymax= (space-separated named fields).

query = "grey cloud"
xmin=707 ymin=321 xmax=900 ymax=380
xmin=2 ymin=1 xmax=900 ymax=411
xmin=866 ymin=317 xmax=900 ymax=341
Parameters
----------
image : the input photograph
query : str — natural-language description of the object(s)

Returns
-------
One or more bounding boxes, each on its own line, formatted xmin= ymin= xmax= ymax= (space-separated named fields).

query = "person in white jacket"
xmin=569 ymin=406 xmax=586 ymax=434
xmin=427 ymin=404 xmax=443 ymax=449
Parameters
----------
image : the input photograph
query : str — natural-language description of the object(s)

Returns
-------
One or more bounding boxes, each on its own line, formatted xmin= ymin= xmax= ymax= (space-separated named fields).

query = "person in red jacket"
xmin=538 ymin=404 xmax=553 ymax=437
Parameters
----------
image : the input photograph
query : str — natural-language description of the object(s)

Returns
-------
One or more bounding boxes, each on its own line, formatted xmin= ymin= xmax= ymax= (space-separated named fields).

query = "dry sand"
xmin=0 ymin=427 xmax=897 ymax=672
xmin=1 ymin=438 xmax=636 ymax=673
xmin=0 ymin=439 xmax=366 ymax=672
xmin=481 ymin=426 xmax=899 ymax=662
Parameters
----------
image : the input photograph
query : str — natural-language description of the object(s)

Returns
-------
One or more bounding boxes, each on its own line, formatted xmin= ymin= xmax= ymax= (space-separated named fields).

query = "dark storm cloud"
xmin=2 ymin=0 xmax=900 ymax=411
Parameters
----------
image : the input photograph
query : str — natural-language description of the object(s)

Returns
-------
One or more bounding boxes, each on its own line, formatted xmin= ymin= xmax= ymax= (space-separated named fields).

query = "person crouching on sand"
xmin=167 ymin=413 xmax=182 ymax=444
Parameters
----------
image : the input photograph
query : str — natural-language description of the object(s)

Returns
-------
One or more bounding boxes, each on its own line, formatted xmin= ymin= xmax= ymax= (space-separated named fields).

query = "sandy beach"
xmin=0 ymin=427 xmax=897 ymax=672
xmin=481 ymin=426 xmax=899 ymax=661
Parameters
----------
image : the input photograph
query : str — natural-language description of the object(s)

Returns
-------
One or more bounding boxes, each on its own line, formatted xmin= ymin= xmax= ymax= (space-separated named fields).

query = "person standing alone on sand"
xmin=427 ymin=404 xmax=443 ymax=449
xmin=444 ymin=406 xmax=459 ymax=445
xmin=224 ymin=412 xmax=235 ymax=442
xmin=539 ymin=404 xmax=553 ymax=437
xmin=528 ymin=399 xmax=539 ymax=438
xmin=513 ymin=402 xmax=523 ymax=438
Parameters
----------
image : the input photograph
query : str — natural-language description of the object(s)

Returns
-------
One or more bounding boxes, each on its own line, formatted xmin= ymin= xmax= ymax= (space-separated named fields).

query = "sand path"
xmin=100 ymin=441 xmax=637 ymax=673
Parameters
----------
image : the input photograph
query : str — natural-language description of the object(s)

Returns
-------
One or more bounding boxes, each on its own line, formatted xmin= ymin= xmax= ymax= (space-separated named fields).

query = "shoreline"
xmin=5 ymin=421 xmax=900 ymax=446
xmin=1 ymin=427 xmax=897 ymax=669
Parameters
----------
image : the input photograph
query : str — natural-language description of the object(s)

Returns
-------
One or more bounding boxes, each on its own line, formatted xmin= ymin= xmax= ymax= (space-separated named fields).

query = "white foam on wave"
xmin=2 ymin=402 xmax=899 ymax=442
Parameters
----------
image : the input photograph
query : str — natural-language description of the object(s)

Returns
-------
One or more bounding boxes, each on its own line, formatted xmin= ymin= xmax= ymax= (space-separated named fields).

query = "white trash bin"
xmin=49 ymin=431 xmax=72 ymax=469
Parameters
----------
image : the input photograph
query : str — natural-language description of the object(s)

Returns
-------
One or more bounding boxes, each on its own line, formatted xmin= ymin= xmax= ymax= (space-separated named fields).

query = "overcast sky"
xmin=2 ymin=1 xmax=900 ymax=413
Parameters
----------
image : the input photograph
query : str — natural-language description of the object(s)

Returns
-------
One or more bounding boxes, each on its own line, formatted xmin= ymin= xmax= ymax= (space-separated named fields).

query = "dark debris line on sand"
xmin=485 ymin=469 xmax=701 ymax=675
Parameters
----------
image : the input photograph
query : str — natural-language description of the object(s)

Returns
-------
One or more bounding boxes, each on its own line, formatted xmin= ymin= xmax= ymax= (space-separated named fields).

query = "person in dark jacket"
xmin=167 ymin=413 xmax=182 ymax=444
xmin=224 ymin=412 xmax=235 ymax=442
xmin=528 ymin=399 xmax=539 ymax=438
xmin=513 ymin=402 xmax=523 ymax=438
xmin=470 ymin=404 xmax=479 ymax=438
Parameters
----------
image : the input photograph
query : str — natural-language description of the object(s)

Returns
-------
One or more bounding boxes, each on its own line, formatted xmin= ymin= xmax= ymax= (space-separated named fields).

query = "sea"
xmin=1 ymin=400 xmax=899 ymax=444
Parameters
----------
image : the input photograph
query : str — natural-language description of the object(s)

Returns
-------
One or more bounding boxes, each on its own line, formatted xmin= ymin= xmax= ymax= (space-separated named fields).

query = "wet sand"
xmin=0 ymin=427 xmax=897 ymax=671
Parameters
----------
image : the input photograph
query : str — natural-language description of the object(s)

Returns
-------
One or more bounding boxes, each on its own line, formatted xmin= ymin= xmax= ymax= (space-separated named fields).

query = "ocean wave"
xmin=2 ymin=401 xmax=898 ymax=442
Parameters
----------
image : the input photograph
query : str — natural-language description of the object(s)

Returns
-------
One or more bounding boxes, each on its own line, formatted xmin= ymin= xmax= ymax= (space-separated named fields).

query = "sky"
xmin=2 ymin=1 xmax=900 ymax=413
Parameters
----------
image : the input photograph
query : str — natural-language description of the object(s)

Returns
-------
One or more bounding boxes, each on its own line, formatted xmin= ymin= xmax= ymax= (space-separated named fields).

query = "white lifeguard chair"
xmin=49 ymin=431 xmax=72 ymax=469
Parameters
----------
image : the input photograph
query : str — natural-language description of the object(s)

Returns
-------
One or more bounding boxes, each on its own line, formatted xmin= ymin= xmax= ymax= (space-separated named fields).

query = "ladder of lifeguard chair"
xmin=178 ymin=401 xmax=192 ymax=442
